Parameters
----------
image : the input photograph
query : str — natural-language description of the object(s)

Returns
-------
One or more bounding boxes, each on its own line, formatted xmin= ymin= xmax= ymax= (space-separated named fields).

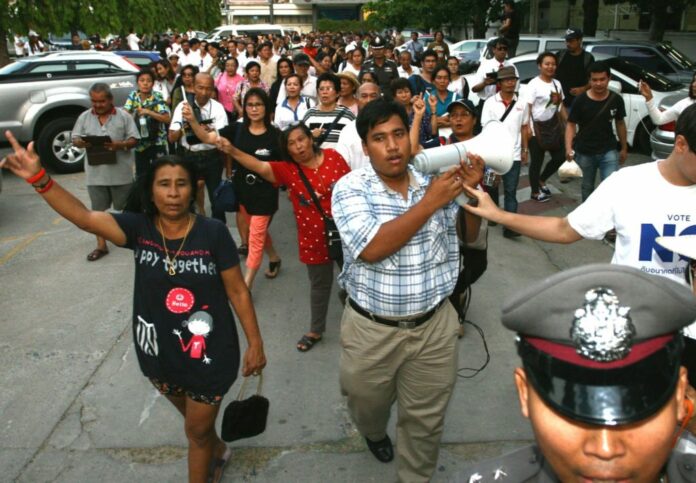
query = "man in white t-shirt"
xmin=126 ymin=30 xmax=140 ymax=51
xmin=14 ymin=34 xmax=26 ymax=57
xmin=336 ymin=82 xmax=381 ymax=170
xmin=463 ymin=104 xmax=696 ymax=285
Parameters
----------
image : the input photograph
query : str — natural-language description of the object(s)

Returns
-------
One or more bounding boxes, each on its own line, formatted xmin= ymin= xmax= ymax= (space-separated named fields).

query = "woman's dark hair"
xmin=155 ymin=59 xmax=176 ymax=81
xmin=276 ymin=57 xmax=294 ymax=78
xmin=356 ymin=98 xmax=409 ymax=143
xmin=136 ymin=69 xmax=155 ymax=83
xmin=433 ymin=65 xmax=451 ymax=83
xmin=279 ymin=123 xmax=321 ymax=162
xmin=676 ymin=103 xmax=696 ymax=153
xmin=390 ymin=77 xmax=413 ymax=97
xmin=125 ymin=155 xmax=198 ymax=216
xmin=245 ymin=61 xmax=261 ymax=74
xmin=284 ymin=73 xmax=302 ymax=88
xmin=173 ymin=64 xmax=199 ymax=92
xmin=224 ymin=56 xmax=239 ymax=70
xmin=245 ymin=43 xmax=257 ymax=58
xmin=690 ymin=71 xmax=696 ymax=100
xmin=358 ymin=70 xmax=376 ymax=84
xmin=317 ymin=72 xmax=340 ymax=92
xmin=242 ymin=87 xmax=272 ymax=128
xmin=536 ymin=51 xmax=558 ymax=66
xmin=351 ymin=46 xmax=366 ymax=61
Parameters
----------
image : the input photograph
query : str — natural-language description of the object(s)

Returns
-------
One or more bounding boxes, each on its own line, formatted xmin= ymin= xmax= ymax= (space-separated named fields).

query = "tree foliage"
xmin=604 ymin=0 xmax=695 ymax=40
xmin=0 ymin=0 xmax=222 ymax=66
xmin=365 ymin=0 xmax=502 ymax=38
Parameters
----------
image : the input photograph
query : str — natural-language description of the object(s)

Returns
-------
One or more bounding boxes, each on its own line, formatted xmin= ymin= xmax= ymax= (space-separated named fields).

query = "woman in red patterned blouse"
xmin=210 ymin=122 xmax=350 ymax=352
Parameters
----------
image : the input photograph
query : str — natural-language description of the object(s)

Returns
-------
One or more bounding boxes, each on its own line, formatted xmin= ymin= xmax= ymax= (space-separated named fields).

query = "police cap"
xmin=502 ymin=263 xmax=696 ymax=426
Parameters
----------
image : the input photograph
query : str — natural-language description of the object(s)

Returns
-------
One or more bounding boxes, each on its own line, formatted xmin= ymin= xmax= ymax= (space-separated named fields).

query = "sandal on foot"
xmin=264 ymin=259 xmax=282 ymax=279
xmin=207 ymin=446 xmax=232 ymax=483
xmin=86 ymin=248 xmax=108 ymax=261
xmin=297 ymin=334 xmax=321 ymax=352
xmin=237 ymin=244 xmax=248 ymax=257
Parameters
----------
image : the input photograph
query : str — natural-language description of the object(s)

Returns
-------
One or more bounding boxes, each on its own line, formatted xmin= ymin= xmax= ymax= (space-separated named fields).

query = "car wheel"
xmin=37 ymin=118 xmax=86 ymax=173
xmin=634 ymin=118 xmax=654 ymax=155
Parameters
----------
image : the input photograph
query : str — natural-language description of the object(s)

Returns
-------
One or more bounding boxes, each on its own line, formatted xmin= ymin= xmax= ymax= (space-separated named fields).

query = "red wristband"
xmin=36 ymin=178 xmax=54 ymax=194
xmin=26 ymin=168 xmax=46 ymax=184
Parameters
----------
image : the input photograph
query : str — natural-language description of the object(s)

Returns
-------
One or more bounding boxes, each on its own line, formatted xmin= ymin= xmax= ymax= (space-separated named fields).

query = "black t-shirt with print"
xmin=569 ymin=92 xmax=626 ymax=155
xmin=222 ymin=123 xmax=281 ymax=216
xmin=113 ymin=212 xmax=241 ymax=397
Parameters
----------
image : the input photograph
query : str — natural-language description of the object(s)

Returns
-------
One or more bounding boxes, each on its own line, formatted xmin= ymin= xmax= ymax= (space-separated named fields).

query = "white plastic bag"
xmin=558 ymin=160 xmax=583 ymax=178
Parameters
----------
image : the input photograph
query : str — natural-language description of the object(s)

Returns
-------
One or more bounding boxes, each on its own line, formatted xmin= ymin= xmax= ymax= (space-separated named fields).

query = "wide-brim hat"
xmin=337 ymin=71 xmax=359 ymax=92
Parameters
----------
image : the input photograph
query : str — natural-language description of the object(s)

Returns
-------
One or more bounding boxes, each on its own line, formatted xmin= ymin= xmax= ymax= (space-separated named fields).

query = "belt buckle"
xmin=398 ymin=320 xmax=416 ymax=330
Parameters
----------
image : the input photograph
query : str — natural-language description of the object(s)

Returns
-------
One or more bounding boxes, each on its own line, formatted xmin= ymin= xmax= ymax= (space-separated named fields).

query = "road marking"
xmin=0 ymin=232 xmax=42 ymax=266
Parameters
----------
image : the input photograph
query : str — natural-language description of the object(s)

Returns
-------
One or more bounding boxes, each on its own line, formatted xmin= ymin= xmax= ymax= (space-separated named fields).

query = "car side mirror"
xmin=609 ymin=80 xmax=622 ymax=93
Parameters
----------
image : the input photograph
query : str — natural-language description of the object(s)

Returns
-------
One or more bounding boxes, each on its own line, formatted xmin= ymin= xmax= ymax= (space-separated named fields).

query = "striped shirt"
xmin=301 ymin=105 xmax=355 ymax=150
xmin=332 ymin=164 xmax=460 ymax=317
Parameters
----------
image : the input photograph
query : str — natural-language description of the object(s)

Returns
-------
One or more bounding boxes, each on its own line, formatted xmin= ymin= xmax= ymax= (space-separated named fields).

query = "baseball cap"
xmin=564 ymin=28 xmax=583 ymax=41
xmin=292 ymin=53 xmax=311 ymax=66
xmin=447 ymin=98 xmax=477 ymax=116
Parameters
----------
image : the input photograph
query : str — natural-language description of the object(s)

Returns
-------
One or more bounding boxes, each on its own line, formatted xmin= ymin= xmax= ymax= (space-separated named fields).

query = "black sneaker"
xmin=531 ymin=192 xmax=551 ymax=203
xmin=540 ymin=185 xmax=551 ymax=196
xmin=503 ymin=228 xmax=521 ymax=238
xmin=365 ymin=435 xmax=394 ymax=463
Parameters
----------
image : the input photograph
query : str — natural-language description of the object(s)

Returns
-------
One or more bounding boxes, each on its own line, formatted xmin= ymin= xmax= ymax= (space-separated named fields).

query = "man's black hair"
xmin=189 ymin=38 xmax=200 ymax=47
xmin=390 ymin=77 xmax=412 ymax=97
xmin=356 ymin=98 xmax=409 ymax=143
xmin=492 ymin=37 xmax=510 ymax=49
xmin=587 ymin=60 xmax=610 ymax=78
xmin=676 ymin=103 xmax=696 ymax=154
xmin=317 ymin=72 xmax=340 ymax=93
xmin=422 ymin=49 xmax=438 ymax=62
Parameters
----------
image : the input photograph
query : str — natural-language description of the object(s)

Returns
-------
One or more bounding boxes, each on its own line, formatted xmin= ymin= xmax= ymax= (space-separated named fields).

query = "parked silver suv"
xmin=0 ymin=51 xmax=138 ymax=173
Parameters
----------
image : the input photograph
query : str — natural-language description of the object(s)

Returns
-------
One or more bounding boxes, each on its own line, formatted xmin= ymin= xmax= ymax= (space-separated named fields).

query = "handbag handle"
xmin=236 ymin=373 xmax=264 ymax=400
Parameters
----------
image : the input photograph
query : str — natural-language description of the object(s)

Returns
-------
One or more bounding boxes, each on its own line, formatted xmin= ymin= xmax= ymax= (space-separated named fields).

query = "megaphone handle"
xmin=455 ymin=192 xmax=470 ymax=207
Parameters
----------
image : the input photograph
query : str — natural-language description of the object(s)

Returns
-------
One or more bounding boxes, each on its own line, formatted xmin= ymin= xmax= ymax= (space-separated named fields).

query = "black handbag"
xmin=221 ymin=375 xmax=269 ymax=442
xmin=533 ymin=82 xmax=564 ymax=151
xmin=294 ymin=163 xmax=344 ymax=263
xmin=213 ymin=178 xmax=237 ymax=212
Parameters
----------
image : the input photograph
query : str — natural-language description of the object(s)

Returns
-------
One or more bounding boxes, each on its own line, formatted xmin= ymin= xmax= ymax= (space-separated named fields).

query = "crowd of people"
xmin=4 ymin=11 xmax=696 ymax=483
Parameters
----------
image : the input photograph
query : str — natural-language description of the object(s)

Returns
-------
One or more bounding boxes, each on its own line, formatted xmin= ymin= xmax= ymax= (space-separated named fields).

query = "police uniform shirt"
xmin=359 ymin=58 xmax=399 ymax=94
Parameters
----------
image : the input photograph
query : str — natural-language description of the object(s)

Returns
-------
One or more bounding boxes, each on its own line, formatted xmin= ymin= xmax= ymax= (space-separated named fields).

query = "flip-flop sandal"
xmin=264 ymin=259 xmax=282 ymax=279
xmin=86 ymin=248 xmax=109 ymax=261
xmin=207 ymin=446 xmax=232 ymax=483
xmin=297 ymin=334 xmax=321 ymax=352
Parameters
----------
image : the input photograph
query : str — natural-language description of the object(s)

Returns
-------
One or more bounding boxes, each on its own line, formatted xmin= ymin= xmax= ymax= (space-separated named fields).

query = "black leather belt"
xmin=348 ymin=298 xmax=446 ymax=329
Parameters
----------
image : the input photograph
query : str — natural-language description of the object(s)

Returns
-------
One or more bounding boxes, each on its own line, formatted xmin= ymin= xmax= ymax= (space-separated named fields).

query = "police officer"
xmin=451 ymin=263 xmax=696 ymax=482
xmin=359 ymin=35 xmax=398 ymax=98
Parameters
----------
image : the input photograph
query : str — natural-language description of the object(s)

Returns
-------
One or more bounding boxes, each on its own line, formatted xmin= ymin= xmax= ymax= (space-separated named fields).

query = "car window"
xmin=657 ymin=43 xmax=695 ymax=70
xmin=74 ymin=61 xmax=117 ymax=72
xmin=514 ymin=60 xmax=538 ymax=84
xmin=29 ymin=63 xmax=69 ymax=74
xmin=0 ymin=62 xmax=29 ymax=75
xmin=545 ymin=41 xmax=566 ymax=52
xmin=454 ymin=42 xmax=478 ymax=53
xmin=610 ymin=72 xmax=638 ymax=95
xmin=619 ymin=47 xmax=673 ymax=74
xmin=516 ymin=40 xmax=539 ymax=56
xmin=605 ymin=57 xmax=682 ymax=92
xmin=592 ymin=46 xmax=617 ymax=56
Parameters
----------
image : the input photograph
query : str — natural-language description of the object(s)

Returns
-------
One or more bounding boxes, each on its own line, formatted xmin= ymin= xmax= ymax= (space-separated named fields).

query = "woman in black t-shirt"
xmin=1 ymin=139 xmax=266 ymax=483
xmin=228 ymin=88 xmax=283 ymax=289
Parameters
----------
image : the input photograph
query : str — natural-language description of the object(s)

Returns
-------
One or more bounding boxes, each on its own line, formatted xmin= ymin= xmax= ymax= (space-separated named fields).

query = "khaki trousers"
xmin=339 ymin=300 xmax=460 ymax=483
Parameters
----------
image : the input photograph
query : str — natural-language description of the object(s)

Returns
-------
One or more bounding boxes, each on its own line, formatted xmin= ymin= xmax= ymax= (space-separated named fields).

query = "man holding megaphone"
xmin=331 ymin=98 xmax=484 ymax=482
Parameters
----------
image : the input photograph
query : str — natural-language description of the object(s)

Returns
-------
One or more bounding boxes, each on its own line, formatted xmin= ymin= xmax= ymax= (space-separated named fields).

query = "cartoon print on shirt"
xmin=136 ymin=315 xmax=159 ymax=356
xmin=173 ymin=309 xmax=213 ymax=364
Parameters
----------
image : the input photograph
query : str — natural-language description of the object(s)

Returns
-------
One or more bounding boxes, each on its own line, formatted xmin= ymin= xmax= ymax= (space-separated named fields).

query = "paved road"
xmin=0 ymin=153 xmax=649 ymax=482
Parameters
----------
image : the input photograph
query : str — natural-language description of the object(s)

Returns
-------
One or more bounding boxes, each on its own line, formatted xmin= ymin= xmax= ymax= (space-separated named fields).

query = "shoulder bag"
xmin=294 ymin=163 xmax=343 ymax=263
xmin=532 ymin=81 xmax=564 ymax=151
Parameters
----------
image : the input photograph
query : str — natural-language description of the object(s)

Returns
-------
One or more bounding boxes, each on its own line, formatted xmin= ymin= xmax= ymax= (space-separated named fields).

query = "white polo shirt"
xmin=481 ymin=93 xmax=529 ymax=160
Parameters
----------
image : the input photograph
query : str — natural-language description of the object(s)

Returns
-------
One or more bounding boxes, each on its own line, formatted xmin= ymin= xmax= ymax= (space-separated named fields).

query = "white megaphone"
xmin=412 ymin=120 xmax=515 ymax=206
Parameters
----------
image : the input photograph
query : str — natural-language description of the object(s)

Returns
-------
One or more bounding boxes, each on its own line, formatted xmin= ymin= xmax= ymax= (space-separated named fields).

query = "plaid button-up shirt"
xmin=332 ymin=164 xmax=459 ymax=317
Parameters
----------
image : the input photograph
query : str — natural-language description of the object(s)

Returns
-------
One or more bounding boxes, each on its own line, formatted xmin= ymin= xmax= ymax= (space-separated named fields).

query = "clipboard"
xmin=82 ymin=136 xmax=117 ymax=165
